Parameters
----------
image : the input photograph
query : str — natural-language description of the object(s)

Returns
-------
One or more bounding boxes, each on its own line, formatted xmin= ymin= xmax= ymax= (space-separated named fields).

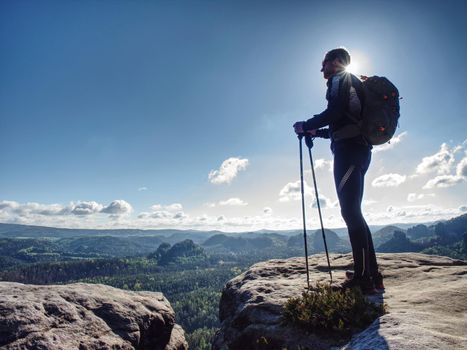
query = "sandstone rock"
xmin=213 ymin=253 xmax=467 ymax=350
xmin=0 ymin=282 xmax=188 ymax=350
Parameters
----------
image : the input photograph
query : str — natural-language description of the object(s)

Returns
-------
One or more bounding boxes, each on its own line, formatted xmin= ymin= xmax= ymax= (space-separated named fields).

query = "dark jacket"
xmin=303 ymin=71 xmax=368 ymax=149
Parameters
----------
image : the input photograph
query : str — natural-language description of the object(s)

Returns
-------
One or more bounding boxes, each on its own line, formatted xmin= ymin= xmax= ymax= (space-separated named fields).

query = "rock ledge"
xmin=0 ymin=282 xmax=188 ymax=350
xmin=213 ymin=253 xmax=467 ymax=350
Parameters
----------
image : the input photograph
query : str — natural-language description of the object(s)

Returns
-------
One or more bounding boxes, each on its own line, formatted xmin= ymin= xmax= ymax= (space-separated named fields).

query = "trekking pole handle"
xmin=305 ymin=135 xmax=314 ymax=149
xmin=296 ymin=134 xmax=316 ymax=148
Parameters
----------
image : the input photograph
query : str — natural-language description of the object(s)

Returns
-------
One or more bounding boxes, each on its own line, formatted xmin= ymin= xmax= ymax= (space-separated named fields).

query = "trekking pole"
xmin=298 ymin=135 xmax=311 ymax=290
xmin=305 ymin=135 xmax=333 ymax=284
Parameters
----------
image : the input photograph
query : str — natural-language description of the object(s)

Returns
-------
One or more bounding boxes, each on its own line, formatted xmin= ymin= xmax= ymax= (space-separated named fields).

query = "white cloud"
xmin=166 ymin=203 xmax=183 ymax=211
xmin=71 ymin=201 xmax=104 ymax=215
xmin=2 ymin=198 xmax=463 ymax=232
xmin=371 ymin=173 xmax=407 ymax=187
xmin=373 ymin=131 xmax=408 ymax=153
xmin=367 ymin=204 xmax=464 ymax=224
xmin=415 ymin=143 xmax=458 ymax=175
xmin=315 ymin=159 xmax=333 ymax=171
xmin=422 ymin=175 xmax=465 ymax=189
xmin=0 ymin=200 xmax=135 ymax=218
xmin=138 ymin=203 xmax=186 ymax=221
xmin=101 ymin=200 xmax=133 ymax=215
xmin=407 ymin=193 xmax=436 ymax=202
xmin=208 ymin=157 xmax=249 ymax=185
xmin=0 ymin=200 xmax=19 ymax=210
xmin=152 ymin=211 xmax=172 ymax=219
xmin=456 ymin=156 xmax=467 ymax=177
xmin=218 ymin=198 xmax=248 ymax=206
xmin=173 ymin=212 xmax=187 ymax=219
xmin=138 ymin=187 xmax=148 ymax=191
xmin=263 ymin=207 xmax=272 ymax=215
xmin=0 ymin=201 xmax=68 ymax=217
xmin=413 ymin=141 xmax=467 ymax=189
xmin=134 ymin=207 xmax=321 ymax=231
xmin=279 ymin=180 xmax=313 ymax=202
xmin=137 ymin=212 xmax=149 ymax=219
xmin=150 ymin=203 xmax=183 ymax=212
xmin=363 ymin=199 xmax=378 ymax=207
xmin=203 ymin=199 xmax=247 ymax=207
xmin=197 ymin=215 xmax=208 ymax=222
xmin=310 ymin=195 xmax=335 ymax=209
xmin=35 ymin=203 xmax=68 ymax=216
xmin=139 ymin=210 xmax=186 ymax=220
xmin=279 ymin=180 xmax=335 ymax=209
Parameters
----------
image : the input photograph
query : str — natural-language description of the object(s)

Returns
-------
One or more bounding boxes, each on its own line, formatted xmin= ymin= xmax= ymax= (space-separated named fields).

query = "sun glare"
xmin=346 ymin=61 xmax=359 ymax=74
xmin=344 ymin=50 xmax=371 ymax=76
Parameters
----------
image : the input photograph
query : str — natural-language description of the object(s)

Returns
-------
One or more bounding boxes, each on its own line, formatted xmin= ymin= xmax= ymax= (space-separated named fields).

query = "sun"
xmin=346 ymin=61 xmax=359 ymax=74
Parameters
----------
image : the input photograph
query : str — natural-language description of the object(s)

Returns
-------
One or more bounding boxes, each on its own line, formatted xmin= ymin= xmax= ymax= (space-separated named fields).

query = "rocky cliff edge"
xmin=213 ymin=253 xmax=467 ymax=350
xmin=0 ymin=282 xmax=188 ymax=350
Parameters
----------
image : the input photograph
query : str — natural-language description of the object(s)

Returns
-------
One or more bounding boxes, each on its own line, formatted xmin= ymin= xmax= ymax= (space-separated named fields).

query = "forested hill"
xmin=1 ymin=214 xmax=466 ymax=262
xmin=0 ymin=223 xmax=223 ymax=242
xmin=0 ymin=221 xmax=425 ymax=241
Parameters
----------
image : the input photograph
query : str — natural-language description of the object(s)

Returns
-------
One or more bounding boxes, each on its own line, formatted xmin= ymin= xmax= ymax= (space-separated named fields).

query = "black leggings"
xmin=333 ymin=143 xmax=378 ymax=278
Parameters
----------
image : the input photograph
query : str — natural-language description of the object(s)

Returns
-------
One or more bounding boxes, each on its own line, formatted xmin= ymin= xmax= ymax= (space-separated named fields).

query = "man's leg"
xmin=365 ymin=221 xmax=379 ymax=276
xmin=359 ymin=154 xmax=380 ymax=278
xmin=334 ymin=161 xmax=371 ymax=279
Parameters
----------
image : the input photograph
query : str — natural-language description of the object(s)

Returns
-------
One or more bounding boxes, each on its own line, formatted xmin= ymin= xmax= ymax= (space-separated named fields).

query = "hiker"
xmin=293 ymin=47 xmax=384 ymax=294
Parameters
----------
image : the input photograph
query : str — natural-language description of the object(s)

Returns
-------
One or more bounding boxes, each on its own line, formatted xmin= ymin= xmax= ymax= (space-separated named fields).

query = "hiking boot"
xmin=346 ymin=270 xmax=385 ymax=291
xmin=333 ymin=277 xmax=377 ymax=295
xmin=373 ymin=272 xmax=385 ymax=291
xmin=345 ymin=270 xmax=355 ymax=280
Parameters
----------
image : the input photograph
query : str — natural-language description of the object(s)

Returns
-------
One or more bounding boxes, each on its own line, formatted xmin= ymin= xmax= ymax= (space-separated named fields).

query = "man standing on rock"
xmin=293 ymin=47 xmax=383 ymax=294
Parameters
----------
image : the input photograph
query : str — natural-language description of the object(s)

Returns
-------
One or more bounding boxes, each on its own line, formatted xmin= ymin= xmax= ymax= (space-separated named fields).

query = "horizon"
xmin=0 ymin=214 xmax=454 ymax=234
xmin=1 ymin=0 xmax=466 ymax=231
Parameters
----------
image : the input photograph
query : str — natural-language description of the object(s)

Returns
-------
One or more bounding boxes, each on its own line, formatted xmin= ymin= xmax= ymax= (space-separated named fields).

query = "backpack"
xmin=359 ymin=75 xmax=400 ymax=145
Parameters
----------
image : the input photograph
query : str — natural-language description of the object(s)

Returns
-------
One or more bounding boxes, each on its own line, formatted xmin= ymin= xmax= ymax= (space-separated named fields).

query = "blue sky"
xmin=1 ymin=0 xmax=466 ymax=230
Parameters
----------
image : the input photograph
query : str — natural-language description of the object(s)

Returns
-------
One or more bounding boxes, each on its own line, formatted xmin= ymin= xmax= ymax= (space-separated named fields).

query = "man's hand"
xmin=293 ymin=122 xmax=316 ymax=136
xmin=293 ymin=121 xmax=305 ymax=134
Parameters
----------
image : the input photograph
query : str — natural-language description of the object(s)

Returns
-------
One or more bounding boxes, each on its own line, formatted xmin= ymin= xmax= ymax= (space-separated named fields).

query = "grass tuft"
xmin=283 ymin=283 xmax=385 ymax=337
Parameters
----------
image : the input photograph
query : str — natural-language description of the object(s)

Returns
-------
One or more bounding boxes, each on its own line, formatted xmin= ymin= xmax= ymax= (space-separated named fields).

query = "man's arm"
xmin=315 ymin=128 xmax=330 ymax=139
xmin=303 ymin=74 xmax=347 ymax=132
xmin=292 ymin=123 xmax=329 ymax=139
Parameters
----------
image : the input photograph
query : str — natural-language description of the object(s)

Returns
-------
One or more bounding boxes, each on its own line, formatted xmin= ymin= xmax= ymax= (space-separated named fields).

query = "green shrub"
xmin=283 ymin=284 xmax=385 ymax=337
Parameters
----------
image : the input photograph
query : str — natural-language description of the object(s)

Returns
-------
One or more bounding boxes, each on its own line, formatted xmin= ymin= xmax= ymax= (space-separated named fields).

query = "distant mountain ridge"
xmin=287 ymin=229 xmax=351 ymax=253
xmin=1 ymin=214 xmax=465 ymax=264
xmin=203 ymin=234 xmax=285 ymax=252
xmin=0 ymin=223 xmax=223 ymax=242
xmin=372 ymin=225 xmax=406 ymax=247
xmin=0 ymin=221 xmax=439 ymax=240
